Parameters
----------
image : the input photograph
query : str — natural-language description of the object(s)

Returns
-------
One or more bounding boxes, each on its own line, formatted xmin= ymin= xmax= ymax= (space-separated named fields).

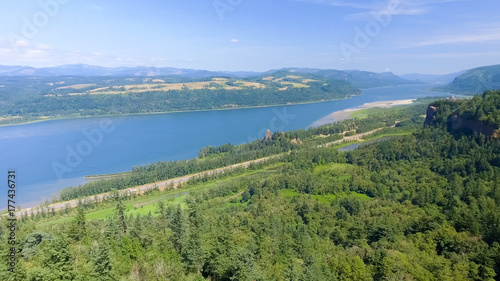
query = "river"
xmin=0 ymin=84 xmax=450 ymax=206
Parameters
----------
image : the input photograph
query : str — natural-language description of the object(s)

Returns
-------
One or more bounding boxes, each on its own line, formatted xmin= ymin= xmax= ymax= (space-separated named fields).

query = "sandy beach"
xmin=311 ymin=99 xmax=415 ymax=127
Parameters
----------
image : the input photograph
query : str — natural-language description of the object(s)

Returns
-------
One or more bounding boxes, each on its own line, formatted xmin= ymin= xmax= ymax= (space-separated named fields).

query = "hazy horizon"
xmin=0 ymin=62 xmax=479 ymax=76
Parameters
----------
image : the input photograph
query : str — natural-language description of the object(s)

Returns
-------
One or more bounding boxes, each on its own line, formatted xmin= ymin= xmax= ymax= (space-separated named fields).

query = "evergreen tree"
xmin=157 ymin=200 xmax=168 ymax=234
xmin=171 ymin=204 xmax=188 ymax=255
xmin=69 ymin=206 xmax=86 ymax=241
xmin=92 ymin=243 xmax=115 ymax=281
xmin=129 ymin=214 xmax=143 ymax=241
xmin=41 ymin=236 xmax=75 ymax=280
xmin=184 ymin=206 xmax=204 ymax=274
xmin=116 ymin=199 xmax=127 ymax=234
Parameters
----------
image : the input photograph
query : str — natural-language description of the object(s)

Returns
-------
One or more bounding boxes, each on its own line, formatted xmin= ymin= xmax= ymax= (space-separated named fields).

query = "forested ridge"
xmin=1 ymin=93 xmax=500 ymax=280
xmin=0 ymin=73 xmax=359 ymax=126
xmin=455 ymin=90 xmax=500 ymax=128
xmin=425 ymin=90 xmax=500 ymax=138
xmin=437 ymin=65 xmax=500 ymax=94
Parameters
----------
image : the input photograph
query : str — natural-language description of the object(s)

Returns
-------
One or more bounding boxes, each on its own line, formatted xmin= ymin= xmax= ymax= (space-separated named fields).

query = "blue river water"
xmin=0 ymin=85 xmax=450 ymax=206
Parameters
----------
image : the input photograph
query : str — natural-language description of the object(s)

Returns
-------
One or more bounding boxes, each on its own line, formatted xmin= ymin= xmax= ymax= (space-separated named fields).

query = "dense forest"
xmin=455 ymin=90 xmax=500 ymax=128
xmin=2 ymin=92 xmax=500 ymax=280
xmin=4 ymin=83 xmax=356 ymax=116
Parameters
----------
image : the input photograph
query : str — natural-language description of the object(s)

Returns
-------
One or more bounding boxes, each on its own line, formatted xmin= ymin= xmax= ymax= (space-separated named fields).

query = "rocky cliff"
xmin=424 ymin=101 xmax=499 ymax=138
xmin=424 ymin=105 xmax=438 ymax=127
xmin=448 ymin=114 xmax=497 ymax=137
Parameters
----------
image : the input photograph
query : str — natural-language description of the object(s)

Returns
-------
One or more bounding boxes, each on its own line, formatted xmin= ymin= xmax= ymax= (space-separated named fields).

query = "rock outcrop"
xmin=425 ymin=102 xmax=499 ymax=138
xmin=424 ymin=105 xmax=438 ymax=127
xmin=449 ymin=114 xmax=497 ymax=137
xmin=264 ymin=129 xmax=272 ymax=142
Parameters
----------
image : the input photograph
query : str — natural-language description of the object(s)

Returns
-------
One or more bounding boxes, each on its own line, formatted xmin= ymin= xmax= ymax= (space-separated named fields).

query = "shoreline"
xmin=0 ymin=95 xmax=355 ymax=128
xmin=310 ymin=99 xmax=416 ymax=127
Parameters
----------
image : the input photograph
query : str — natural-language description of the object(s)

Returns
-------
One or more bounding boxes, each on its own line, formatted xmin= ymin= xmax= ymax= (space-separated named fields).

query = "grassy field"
xmin=283 ymin=82 xmax=310 ymax=88
xmin=326 ymin=140 xmax=362 ymax=150
xmin=349 ymin=104 xmax=415 ymax=119
xmin=313 ymin=163 xmax=352 ymax=174
xmin=62 ymin=76 xmax=320 ymax=95
xmin=362 ymin=130 xmax=412 ymax=141
xmin=56 ymin=84 xmax=96 ymax=90
xmin=275 ymin=162 xmax=371 ymax=204
xmin=66 ymin=78 xmax=267 ymax=95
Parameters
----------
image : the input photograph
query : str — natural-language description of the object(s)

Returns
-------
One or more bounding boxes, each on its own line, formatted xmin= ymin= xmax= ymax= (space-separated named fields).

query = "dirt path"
xmin=9 ymin=155 xmax=281 ymax=218
xmin=319 ymin=127 xmax=385 ymax=148
xmin=133 ymin=191 xmax=191 ymax=208
xmin=223 ymin=191 xmax=245 ymax=202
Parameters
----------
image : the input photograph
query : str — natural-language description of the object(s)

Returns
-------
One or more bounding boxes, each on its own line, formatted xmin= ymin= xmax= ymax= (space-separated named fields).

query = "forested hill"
xmin=436 ymin=64 xmax=500 ymax=94
xmin=270 ymin=68 xmax=415 ymax=89
xmin=425 ymin=90 xmax=500 ymax=138
xmin=0 ymin=72 xmax=359 ymax=126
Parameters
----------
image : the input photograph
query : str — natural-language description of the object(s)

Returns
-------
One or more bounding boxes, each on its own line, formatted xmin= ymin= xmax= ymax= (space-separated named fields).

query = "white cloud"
xmin=344 ymin=8 xmax=425 ymax=21
xmin=356 ymin=51 xmax=500 ymax=60
xmin=89 ymin=5 xmax=104 ymax=11
xmin=294 ymin=0 xmax=381 ymax=10
xmin=15 ymin=40 xmax=29 ymax=48
xmin=115 ymin=57 xmax=133 ymax=62
xmin=0 ymin=41 xmax=109 ymax=66
xmin=399 ymin=27 xmax=500 ymax=48
xmin=420 ymin=51 xmax=500 ymax=58
xmin=296 ymin=0 xmax=466 ymax=9
xmin=24 ymin=49 xmax=47 ymax=57
xmin=149 ymin=57 xmax=166 ymax=62
xmin=295 ymin=0 xmax=468 ymax=20
xmin=36 ymin=44 xmax=52 ymax=50
xmin=415 ymin=33 xmax=500 ymax=47
xmin=0 ymin=48 xmax=13 ymax=55
xmin=230 ymin=39 xmax=239 ymax=43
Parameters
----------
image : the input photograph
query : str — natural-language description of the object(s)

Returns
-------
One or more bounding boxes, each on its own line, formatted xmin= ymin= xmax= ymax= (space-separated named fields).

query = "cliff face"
xmin=424 ymin=105 xmax=438 ymax=127
xmin=424 ymin=103 xmax=499 ymax=138
xmin=448 ymin=114 xmax=496 ymax=136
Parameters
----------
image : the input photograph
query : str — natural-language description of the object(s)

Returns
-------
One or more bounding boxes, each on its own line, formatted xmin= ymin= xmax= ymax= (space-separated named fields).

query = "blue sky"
xmin=0 ymin=0 xmax=499 ymax=74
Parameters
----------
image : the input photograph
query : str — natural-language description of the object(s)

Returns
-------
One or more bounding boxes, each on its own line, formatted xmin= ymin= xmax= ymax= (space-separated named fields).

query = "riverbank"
xmin=310 ymin=99 xmax=415 ymax=127
xmin=0 ymin=95 xmax=355 ymax=128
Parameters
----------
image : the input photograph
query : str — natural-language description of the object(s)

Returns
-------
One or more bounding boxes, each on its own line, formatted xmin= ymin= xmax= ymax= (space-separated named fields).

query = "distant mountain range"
xmin=0 ymin=64 xmax=419 ymax=89
xmin=0 ymin=64 xmax=260 ymax=78
xmin=399 ymin=71 xmax=466 ymax=85
xmin=435 ymin=64 xmax=500 ymax=94
xmin=2 ymin=63 xmax=500 ymax=94
xmin=267 ymin=68 xmax=417 ymax=89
